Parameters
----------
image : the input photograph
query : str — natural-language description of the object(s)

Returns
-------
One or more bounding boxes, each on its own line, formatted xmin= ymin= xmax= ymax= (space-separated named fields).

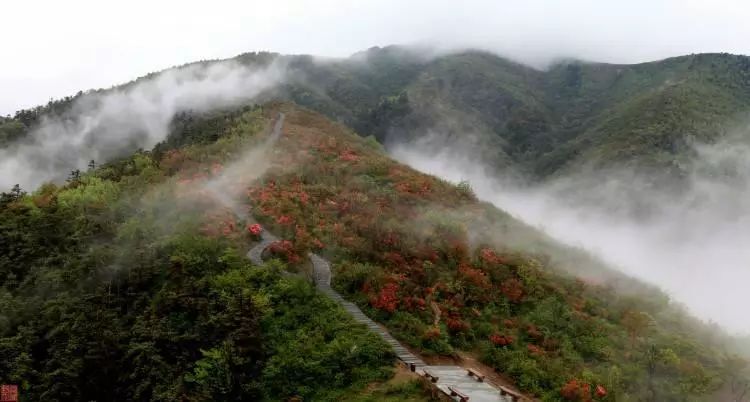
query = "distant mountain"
xmin=278 ymin=47 xmax=750 ymax=177
xmin=5 ymin=46 xmax=749 ymax=179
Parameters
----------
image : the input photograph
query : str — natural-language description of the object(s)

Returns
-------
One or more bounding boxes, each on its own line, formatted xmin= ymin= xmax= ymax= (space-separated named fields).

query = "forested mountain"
xmin=6 ymin=47 xmax=750 ymax=179
xmin=2 ymin=46 xmax=750 ymax=401
xmin=278 ymin=47 xmax=750 ymax=177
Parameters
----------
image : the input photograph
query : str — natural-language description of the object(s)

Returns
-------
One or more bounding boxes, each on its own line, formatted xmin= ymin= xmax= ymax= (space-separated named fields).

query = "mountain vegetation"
xmin=7 ymin=47 xmax=750 ymax=180
xmin=3 ymin=46 xmax=750 ymax=401
xmin=279 ymin=47 xmax=750 ymax=178
xmin=246 ymin=105 xmax=748 ymax=401
xmin=0 ymin=106 xmax=426 ymax=401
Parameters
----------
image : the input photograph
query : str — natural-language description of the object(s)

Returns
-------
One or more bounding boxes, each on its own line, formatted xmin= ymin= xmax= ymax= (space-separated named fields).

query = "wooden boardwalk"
xmin=246 ymin=239 xmax=517 ymax=401
xmin=310 ymin=255 xmax=428 ymax=370
xmin=247 ymin=231 xmax=278 ymax=266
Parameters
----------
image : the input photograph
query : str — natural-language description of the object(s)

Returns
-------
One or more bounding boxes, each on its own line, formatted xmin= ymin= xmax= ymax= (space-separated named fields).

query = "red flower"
xmin=447 ymin=317 xmax=467 ymax=332
xmin=269 ymin=240 xmax=301 ymax=263
xmin=489 ymin=333 xmax=514 ymax=346
xmin=561 ymin=379 xmax=581 ymax=401
xmin=561 ymin=379 xmax=594 ymax=402
xmin=501 ymin=278 xmax=524 ymax=303
xmin=459 ymin=264 xmax=490 ymax=289
xmin=595 ymin=385 xmax=607 ymax=398
xmin=480 ymin=247 xmax=507 ymax=264
xmin=371 ymin=283 xmax=399 ymax=313
xmin=247 ymin=223 xmax=263 ymax=236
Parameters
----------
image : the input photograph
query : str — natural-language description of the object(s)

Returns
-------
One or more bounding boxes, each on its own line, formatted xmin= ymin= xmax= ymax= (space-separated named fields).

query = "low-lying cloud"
xmin=0 ymin=59 xmax=286 ymax=191
xmin=391 ymin=129 xmax=750 ymax=334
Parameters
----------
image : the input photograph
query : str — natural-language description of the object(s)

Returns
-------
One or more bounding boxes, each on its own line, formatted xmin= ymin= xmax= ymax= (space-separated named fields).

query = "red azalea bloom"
xmin=371 ymin=283 xmax=399 ymax=312
xmin=489 ymin=333 xmax=514 ymax=346
xmin=595 ymin=385 xmax=607 ymax=398
xmin=247 ymin=223 xmax=263 ymax=236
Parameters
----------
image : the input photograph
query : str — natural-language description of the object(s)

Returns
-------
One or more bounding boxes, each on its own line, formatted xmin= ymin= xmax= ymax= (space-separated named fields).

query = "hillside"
xmin=0 ymin=105 xmax=429 ymax=401
xmin=2 ymin=46 xmax=750 ymax=401
xmin=1 ymin=101 xmax=746 ymax=400
xmin=5 ymin=47 xmax=749 ymax=180
xmin=276 ymin=47 xmax=750 ymax=177
xmin=248 ymin=104 xmax=750 ymax=400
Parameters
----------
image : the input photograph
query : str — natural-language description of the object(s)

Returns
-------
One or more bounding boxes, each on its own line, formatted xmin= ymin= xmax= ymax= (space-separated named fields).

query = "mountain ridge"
xmin=5 ymin=47 xmax=750 ymax=182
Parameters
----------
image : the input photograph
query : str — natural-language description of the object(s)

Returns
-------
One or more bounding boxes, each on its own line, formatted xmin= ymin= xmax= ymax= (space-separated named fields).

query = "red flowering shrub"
xmin=403 ymin=296 xmax=426 ymax=311
xmin=581 ymin=384 xmax=591 ymax=402
xmin=595 ymin=385 xmax=607 ymax=398
xmin=446 ymin=317 xmax=468 ymax=332
xmin=459 ymin=264 xmax=491 ymax=289
xmin=339 ymin=149 xmax=359 ymax=161
xmin=489 ymin=333 xmax=514 ymax=346
xmin=560 ymin=379 xmax=592 ymax=402
xmin=423 ymin=326 xmax=441 ymax=340
xmin=394 ymin=181 xmax=412 ymax=195
xmin=526 ymin=324 xmax=544 ymax=341
xmin=561 ymin=379 xmax=580 ymax=400
xmin=415 ymin=297 xmax=427 ymax=309
xmin=268 ymin=240 xmax=301 ymax=263
xmin=371 ymin=283 xmax=399 ymax=313
xmin=247 ymin=223 xmax=263 ymax=236
xmin=480 ymin=248 xmax=505 ymax=264
xmin=501 ymin=278 xmax=525 ymax=303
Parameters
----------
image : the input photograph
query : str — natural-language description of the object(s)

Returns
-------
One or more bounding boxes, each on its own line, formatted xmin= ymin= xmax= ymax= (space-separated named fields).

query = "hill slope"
xmin=3 ymin=46 xmax=750 ymax=400
xmin=2 ymin=102 xmax=746 ymax=400
xmin=211 ymin=104 xmax=746 ymax=400
xmin=5 ymin=47 xmax=749 ymax=180
xmin=0 ymin=106 xmax=430 ymax=401
xmin=276 ymin=47 xmax=750 ymax=177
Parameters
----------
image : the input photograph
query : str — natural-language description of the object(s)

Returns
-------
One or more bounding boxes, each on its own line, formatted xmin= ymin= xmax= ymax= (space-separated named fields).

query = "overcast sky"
xmin=2 ymin=0 xmax=749 ymax=115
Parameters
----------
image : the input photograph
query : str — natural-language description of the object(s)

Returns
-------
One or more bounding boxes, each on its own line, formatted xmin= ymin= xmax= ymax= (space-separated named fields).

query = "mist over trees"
xmin=2 ymin=46 xmax=750 ymax=401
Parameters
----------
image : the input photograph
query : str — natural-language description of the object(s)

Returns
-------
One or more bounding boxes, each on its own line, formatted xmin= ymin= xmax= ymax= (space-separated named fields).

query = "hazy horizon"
xmin=3 ymin=0 xmax=750 ymax=115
